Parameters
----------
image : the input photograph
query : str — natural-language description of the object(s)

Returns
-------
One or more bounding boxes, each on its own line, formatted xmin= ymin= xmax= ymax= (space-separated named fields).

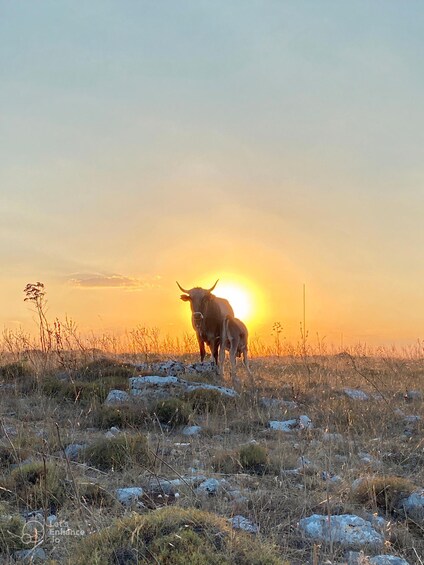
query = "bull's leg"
xmin=229 ymin=338 xmax=241 ymax=390
xmin=242 ymin=348 xmax=255 ymax=387
xmin=197 ymin=336 xmax=206 ymax=362
xmin=218 ymin=319 xmax=227 ymax=378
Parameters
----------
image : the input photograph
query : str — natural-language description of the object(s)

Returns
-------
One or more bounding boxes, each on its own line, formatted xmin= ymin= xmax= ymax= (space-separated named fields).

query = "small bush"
xmin=211 ymin=450 xmax=242 ymax=474
xmin=351 ymin=475 xmax=416 ymax=515
xmin=78 ymin=359 xmax=136 ymax=382
xmin=239 ymin=444 xmax=269 ymax=473
xmin=78 ymin=482 xmax=115 ymax=507
xmin=72 ymin=506 xmax=284 ymax=565
xmin=92 ymin=405 xmax=147 ymax=430
xmin=0 ymin=362 xmax=32 ymax=381
xmin=83 ymin=434 xmax=151 ymax=471
xmin=185 ymin=388 xmax=235 ymax=413
xmin=0 ymin=502 xmax=25 ymax=554
xmin=41 ymin=377 xmax=128 ymax=403
xmin=3 ymin=461 xmax=67 ymax=510
xmin=0 ymin=444 xmax=18 ymax=470
xmin=152 ymin=398 xmax=191 ymax=427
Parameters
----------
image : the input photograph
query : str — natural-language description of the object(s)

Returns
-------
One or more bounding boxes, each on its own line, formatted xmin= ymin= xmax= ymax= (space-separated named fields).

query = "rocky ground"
xmin=0 ymin=353 xmax=422 ymax=564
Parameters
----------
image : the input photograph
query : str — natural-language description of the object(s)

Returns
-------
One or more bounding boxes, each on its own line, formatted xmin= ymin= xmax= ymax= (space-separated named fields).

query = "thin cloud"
xmin=67 ymin=273 xmax=161 ymax=290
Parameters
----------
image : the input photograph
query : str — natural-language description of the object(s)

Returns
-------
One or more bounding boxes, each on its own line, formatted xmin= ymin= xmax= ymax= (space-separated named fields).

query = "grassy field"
xmin=0 ymin=346 xmax=422 ymax=564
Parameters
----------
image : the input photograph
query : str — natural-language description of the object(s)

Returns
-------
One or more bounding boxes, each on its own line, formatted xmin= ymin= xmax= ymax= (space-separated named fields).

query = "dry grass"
xmin=0 ymin=349 xmax=422 ymax=563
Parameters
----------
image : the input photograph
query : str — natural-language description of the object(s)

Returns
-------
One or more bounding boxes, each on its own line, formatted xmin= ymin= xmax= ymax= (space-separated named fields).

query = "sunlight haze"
xmin=1 ymin=1 xmax=424 ymax=347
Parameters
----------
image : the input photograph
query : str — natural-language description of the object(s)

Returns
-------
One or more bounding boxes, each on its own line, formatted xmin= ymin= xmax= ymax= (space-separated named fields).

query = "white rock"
xmin=130 ymin=375 xmax=238 ymax=402
xmin=14 ymin=548 xmax=47 ymax=562
xmin=322 ymin=432 xmax=344 ymax=442
xmin=64 ymin=443 xmax=87 ymax=461
xmin=116 ymin=487 xmax=144 ymax=506
xmin=299 ymin=415 xmax=313 ymax=429
xmin=182 ymin=425 xmax=202 ymax=436
xmin=344 ymin=388 xmax=369 ymax=401
xmin=146 ymin=475 xmax=207 ymax=495
xmin=230 ymin=515 xmax=259 ymax=534
xmin=195 ymin=478 xmax=221 ymax=495
xmin=299 ymin=514 xmax=384 ymax=550
xmin=104 ymin=389 xmax=130 ymax=405
xmin=399 ymin=489 xmax=424 ymax=524
xmin=404 ymin=390 xmax=422 ymax=401
xmin=369 ymin=556 xmax=410 ymax=565
xmin=269 ymin=415 xmax=313 ymax=432
xmin=260 ymin=397 xmax=298 ymax=410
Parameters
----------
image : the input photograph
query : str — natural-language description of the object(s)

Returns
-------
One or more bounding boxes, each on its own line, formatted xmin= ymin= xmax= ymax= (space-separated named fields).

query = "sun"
xmin=213 ymin=283 xmax=253 ymax=322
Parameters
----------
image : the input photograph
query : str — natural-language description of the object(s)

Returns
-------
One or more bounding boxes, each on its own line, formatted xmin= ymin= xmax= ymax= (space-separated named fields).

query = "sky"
xmin=1 ymin=1 xmax=424 ymax=347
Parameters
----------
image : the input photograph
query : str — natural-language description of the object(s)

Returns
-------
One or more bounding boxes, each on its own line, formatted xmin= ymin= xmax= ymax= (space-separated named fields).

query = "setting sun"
xmin=213 ymin=283 xmax=253 ymax=322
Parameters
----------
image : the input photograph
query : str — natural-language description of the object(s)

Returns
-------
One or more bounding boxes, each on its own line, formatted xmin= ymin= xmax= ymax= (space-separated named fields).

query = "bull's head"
xmin=176 ymin=280 xmax=219 ymax=314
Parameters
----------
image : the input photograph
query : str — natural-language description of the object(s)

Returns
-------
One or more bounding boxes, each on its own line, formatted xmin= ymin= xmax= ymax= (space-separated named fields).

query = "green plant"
xmin=83 ymin=434 xmax=151 ymax=471
xmin=239 ymin=443 xmax=269 ymax=473
xmin=351 ymin=475 xmax=416 ymax=515
xmin=0 ymin=502 xmax=25 ymax=554
xmin=3 ymin=461 xmax=67 ymax=510
xmin=72 ymin=507 xmax=284 ymax=565
xmin=185 ymin=388 xmax=235 ymax=413
xmin=92 ymin=405 xmax=147 ymax=429
xmin=152 ymin=398 xmax=191 ymax=426
xmin=78 ymin=482 xmax=115 ymax=507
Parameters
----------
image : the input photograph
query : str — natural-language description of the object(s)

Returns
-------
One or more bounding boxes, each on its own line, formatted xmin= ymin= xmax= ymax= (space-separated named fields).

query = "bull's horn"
xmin=176 ymin=281 xmax=189 ymax=294
xmin=208 ymin=279 xmax=219 ymax=292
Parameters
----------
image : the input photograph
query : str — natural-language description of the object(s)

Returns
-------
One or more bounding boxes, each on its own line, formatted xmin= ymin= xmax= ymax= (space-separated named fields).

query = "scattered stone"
xmin=182 ymin=425 xmax=202 ymax=436
xmin=229 ymin=515 xmax=259 ymax=534
xmin=104 ymin=389 xmax=130 ymax=406
xmin=14 ymin=548 xmax=47 ymax=562
xmin=358 ymin=453 xmax=382 ymax=470
xmin=343 ymin=388 xmax=369 ymax=401
xmin=130 ymin=375 xmax=238 ymax=402
xmin=322 ymin=432 xmax=344 ymax=442
xmin=186 ymin=362 xmax=218 ymax=374
xmin=116 ymin=487 xmax=144 ymax=506
xmin=134 ymin=361 xmax=185 ymax=376
xmin=109 ymin=426 xmax=120 ymax=435
xmin=195 ymin=478 xmax=222 ymax=496
xmin=64 ymin=443 xmax=87 ymax=461
xmin=347 ymin=553 xmax=410 ymax=565
xmin=146 ymin=475 xmax=207 ymax=495
xmin=269 ymin=415 xmax=313 ymax=432
xmin=399 ymin=489 xmax=424 ymax=525
xmin=260 ymin=397 xmax=298 ymax=410
xmin=299 ymin=514 xmax=384 ymax=551
xmin=369 ymin=556 xmax=410 ymax=565
xmin=404 ymin=390 xmax=422 ymax=402
xmin=321 ymin=471 xmax=342 ymax=484
xmin=404 ymin=415 xmax=421 ymax=425
xmin=47 ymin=515 xmax=58 ymax=527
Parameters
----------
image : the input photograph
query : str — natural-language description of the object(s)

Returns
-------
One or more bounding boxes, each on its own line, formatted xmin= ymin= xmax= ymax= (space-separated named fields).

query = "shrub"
xmin=78 ymin=482 xmax=115 ymax=507
xmin=351 ymin=475 xmax=416 ymax=515
xmin=0 ymin=444 xmax=18 ymax=470
xmin=0 ymin=503 xmax=25 ymax=554
xmin=185 ymin=388 xmax=235 ymax=413
xmin=239 ymin=444 xmax=269 ymax=474
xmin=72 ymin=506 xmax=284 ymax=565
xmin=78 ymin=359 xmax=136 ymax=382
xmin=41 ymin=376 xmax=128 ymax=403
xmin=0 ymin=362 xmax=32 ymax=381
xmin=83 ymin=434 xmax=151 ymax=471
xmin=152 ymin=398 xmax=191 ymax=427
xmin=92 ymin=405 xmax=147 ymax=430
xmin=3 ymin=461 xmax=67 ymax=510
xmin=212 ymin=450 xmax=242 ymax=474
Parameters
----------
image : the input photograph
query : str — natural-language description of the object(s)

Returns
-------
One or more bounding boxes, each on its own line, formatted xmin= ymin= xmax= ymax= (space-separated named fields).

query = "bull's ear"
xmin=180 ymin=294 xmax=190 ymax=301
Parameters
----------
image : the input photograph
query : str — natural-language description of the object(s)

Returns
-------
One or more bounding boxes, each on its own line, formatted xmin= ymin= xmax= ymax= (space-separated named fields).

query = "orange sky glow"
xmin=2 ymin=3 xmax=424 ymax=351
